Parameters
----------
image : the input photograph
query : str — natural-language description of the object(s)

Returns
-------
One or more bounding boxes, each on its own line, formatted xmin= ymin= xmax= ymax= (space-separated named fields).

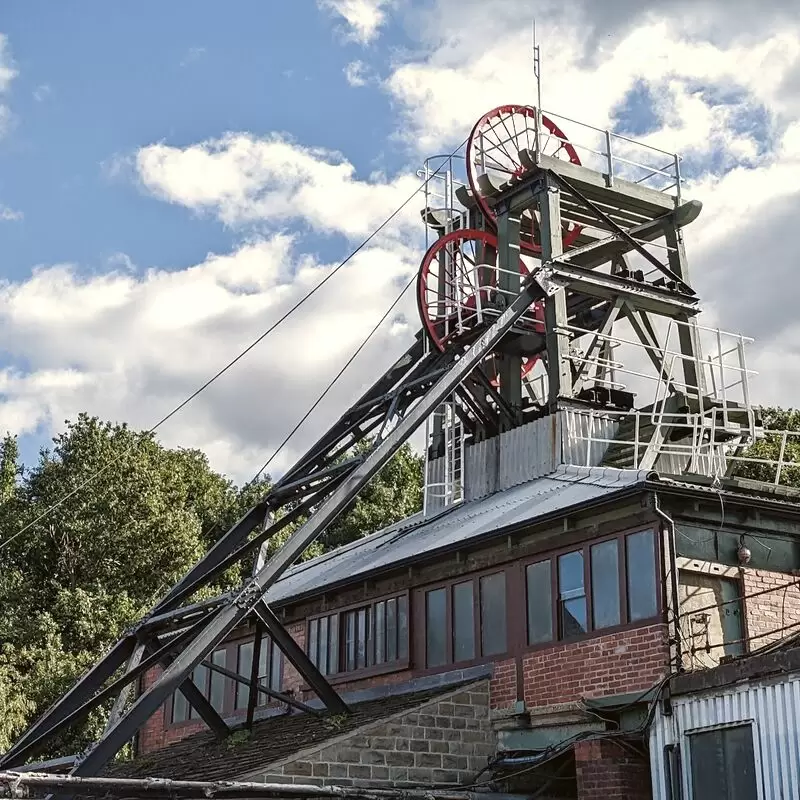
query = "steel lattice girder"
xmin=2 ymin=276 xmax=548 ymax=776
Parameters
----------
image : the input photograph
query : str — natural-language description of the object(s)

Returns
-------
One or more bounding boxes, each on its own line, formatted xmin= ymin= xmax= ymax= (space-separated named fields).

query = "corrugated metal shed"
xmin=649 ymin=673 xmax=800 ymax=799
xmin=265 ymin=464 xmax=651 ymax=606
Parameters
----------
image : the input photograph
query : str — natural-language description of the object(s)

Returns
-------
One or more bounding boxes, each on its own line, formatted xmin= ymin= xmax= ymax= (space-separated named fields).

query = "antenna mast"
xmin=533 ymin=20 xmax=542 ymax=165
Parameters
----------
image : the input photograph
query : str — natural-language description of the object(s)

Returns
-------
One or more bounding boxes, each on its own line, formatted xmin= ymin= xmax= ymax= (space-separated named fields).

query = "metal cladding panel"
xmin=649 ymin=674 xmax=800 ymax=800
xmin=264 ymin=465 xmax=649 ymax=607
xmin=464 ymin=416 xmax=560 ymax=501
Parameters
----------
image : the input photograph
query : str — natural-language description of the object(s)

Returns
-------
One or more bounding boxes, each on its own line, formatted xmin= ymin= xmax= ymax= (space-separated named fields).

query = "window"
xmin=452 ymin=581 xmax=475 ymax=661
xmin=526 ymin=560 xmax=552 ymax=644
xmin=591 ymin=540 xmax=620 ymax=629
xmin=480 ymin=573 xmax=507 ymax=656
xmin=627 ymin=530 xmax=657 ymax=621
xmin=426 ymin=588 xmax=447 ymax=668
xmin=688 ymin=724 xmax=758 ymax=800
xmin=423 ymin=571 xmax=507 ymax=668
xmin=558 ymin=551 xmax=587 ymax=637
xmin=525 ymin=529 xmax=659 ymax=646
xmin=169 ymin=637 xmax=282 ymax=725
xmin=307 ymin=594 xmax=409 ymax=678
xmin=235 ymin=635 xmax=282 ymax=709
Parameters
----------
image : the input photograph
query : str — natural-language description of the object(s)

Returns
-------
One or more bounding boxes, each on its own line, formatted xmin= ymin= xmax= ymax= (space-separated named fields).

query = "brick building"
xmin=128 ymin=459 xmax=800 ymax=799
xmin=7 ymin=105 xmax=800 ymax=800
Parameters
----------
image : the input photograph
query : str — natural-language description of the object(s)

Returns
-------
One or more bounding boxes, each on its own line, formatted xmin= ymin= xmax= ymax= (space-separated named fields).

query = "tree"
xmin=733 ymin=407 xmax=800 ymax=486
xmin=0 ymin=416 xmax=424 ymax=757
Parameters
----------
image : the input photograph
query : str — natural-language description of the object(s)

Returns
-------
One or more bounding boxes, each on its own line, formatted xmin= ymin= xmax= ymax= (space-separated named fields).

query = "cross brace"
xmin=3 ymin=272 xmax=550 ymax=778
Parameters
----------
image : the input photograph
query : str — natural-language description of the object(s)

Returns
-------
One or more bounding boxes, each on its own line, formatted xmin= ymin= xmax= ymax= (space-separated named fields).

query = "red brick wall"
xmin=490 ymin=658 xmax=518 ymax=709
xmin=742 ymin=567 xmax=800 ymax=648
xmin=575 ymin=739 xmax=652 ymax=800
xmin=523 ymin=624 xmax=669 ymax=709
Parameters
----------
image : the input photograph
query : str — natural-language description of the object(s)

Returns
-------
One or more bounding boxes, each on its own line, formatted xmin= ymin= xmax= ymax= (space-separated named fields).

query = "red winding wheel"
xmin=466 ymin=104 xmax=583 ymax=254
xmin=417 ymin=228 xmax=544 ymax=384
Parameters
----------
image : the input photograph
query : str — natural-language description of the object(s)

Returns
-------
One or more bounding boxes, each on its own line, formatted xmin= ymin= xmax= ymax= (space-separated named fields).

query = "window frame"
xmin=413 ymin=566 xmax=511 ymax=673
xmin=166 ymin=631 xmax=284 ymax=729
xmin=304 ymin=590 xmax=411 ymax=685
xmin=522 ymin=525 xmax=662 ymax=652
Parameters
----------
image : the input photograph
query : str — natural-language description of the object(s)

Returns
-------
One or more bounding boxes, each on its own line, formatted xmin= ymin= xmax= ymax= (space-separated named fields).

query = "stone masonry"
xmin=238 ymin=681 xmax=494 ymax=788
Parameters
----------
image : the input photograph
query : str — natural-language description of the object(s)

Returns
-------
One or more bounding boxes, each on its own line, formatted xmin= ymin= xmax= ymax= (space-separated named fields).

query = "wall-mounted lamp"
xmin=737 ymin=536 xmax=752 ymax=566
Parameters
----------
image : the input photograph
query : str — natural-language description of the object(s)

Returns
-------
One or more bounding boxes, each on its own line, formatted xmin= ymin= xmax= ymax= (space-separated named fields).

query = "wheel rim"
xmin=466 ymin=104 xmax=583 ymax=254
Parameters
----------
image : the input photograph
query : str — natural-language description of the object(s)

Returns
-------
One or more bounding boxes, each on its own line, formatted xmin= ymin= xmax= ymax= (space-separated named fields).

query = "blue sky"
xmin=0 ymin=0 xmax=798 ymax=481
xmin=1 ymin=1 xmax=407 ymax=277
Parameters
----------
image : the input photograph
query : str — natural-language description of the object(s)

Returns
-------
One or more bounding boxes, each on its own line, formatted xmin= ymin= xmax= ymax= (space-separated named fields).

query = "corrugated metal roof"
xmin=265 ymin=465 xmax=652 ymax=606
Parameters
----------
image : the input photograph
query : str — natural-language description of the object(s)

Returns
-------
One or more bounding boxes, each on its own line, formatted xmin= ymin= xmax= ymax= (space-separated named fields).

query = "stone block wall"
xmin=240 ymin=681 xmax=494 ymax=788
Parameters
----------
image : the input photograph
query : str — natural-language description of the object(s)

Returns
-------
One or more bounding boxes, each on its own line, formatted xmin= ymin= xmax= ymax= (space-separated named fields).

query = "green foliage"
xmin=732 ymin=407 xmax=800 ymax=487
xmin=0 ymin=416 xmax=423 ymax=759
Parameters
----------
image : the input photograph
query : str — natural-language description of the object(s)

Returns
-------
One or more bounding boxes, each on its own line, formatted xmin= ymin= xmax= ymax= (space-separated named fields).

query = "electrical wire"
xmin=0 ymin=140 xmax=468 ymax=555
xmin=248 ymin=273 xmax=417 ymax=486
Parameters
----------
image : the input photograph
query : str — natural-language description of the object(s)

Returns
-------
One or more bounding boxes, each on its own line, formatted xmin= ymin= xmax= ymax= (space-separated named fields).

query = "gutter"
xmin=653 ymin=493 xmax=683 ymax=673
xmin=268 ymin=482 xmax=650 ymax=610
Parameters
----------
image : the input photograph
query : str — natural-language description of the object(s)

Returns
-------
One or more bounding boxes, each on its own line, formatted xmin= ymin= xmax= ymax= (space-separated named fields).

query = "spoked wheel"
xmin=466 ymin=104 xmax=583 ymax=254
xmin=417 ymin=228 xmax=544 ymax=387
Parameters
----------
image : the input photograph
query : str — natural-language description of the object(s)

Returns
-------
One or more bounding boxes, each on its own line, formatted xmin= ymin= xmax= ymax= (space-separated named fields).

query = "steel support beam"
xmin=0 ymin=636 xmax=135 ymax=768
xmin=496 ymin=207 xmax=523 ymax=427
xmin=538 ymin=177 xmax=571 ymax=410
xmin=572 ymin=297 xmax=624 ymax=394
xmin=252 ymin=602 xmax=346 ymax=715
xmin=546 ymin=171 xmax=693 ymax=295
xmin=103 ymin=642 xmax=146 ymax=735
xmin=200 ymin=654 xmax=317 ymax=716
xmin=63 ymin=273 xmax=548 ymax=778
xmin=146 ymin=636 xmax=229 ymax=739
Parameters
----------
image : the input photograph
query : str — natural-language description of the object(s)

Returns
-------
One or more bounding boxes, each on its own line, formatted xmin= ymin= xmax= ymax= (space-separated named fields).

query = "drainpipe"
xmin=653 ymin=493 xmax=682 ymax=673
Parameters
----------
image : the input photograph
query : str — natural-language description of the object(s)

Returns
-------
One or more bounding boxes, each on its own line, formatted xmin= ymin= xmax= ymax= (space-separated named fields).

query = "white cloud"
xmin=0 ymin=204 xmax=22 ymax=222
xmin=135 ymin=133 xmax=422 ymax=240
xmin=33 ymin=84 xmax=51 ymax=103
xmin=344 ymin=60 xmax=376 ymax=87
xmin=0 ymin=236 xmax=420 ymax=482
xmin=180 ymin=46 xmax=206 ymax=67
xmin=0 ymin=33 xmax=18 ymax=136
xmin=318 ymin=0 xmax=393 ymax=44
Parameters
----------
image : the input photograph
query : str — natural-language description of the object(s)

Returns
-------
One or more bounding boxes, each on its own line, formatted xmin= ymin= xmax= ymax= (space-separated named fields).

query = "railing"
xmin=565 ymin=405 xmax=799 ymax=485
xmin=539 ymin=109 xmax=684 ymax=201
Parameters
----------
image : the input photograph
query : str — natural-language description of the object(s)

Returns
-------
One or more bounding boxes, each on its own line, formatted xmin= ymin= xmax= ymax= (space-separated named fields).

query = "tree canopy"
xmin=0 ymin=414 xmax=423 ymax=756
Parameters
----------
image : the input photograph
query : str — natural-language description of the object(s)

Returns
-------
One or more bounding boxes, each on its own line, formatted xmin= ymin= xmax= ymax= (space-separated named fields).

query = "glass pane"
xmin=345 ymin=611 xmax=356 ymax=672
xmin=480 ymin=573 xmax=507 ymax=656
xmin=627 ymin=530 xmax=658 ymax=621
xmin=188 ymin=664 xmax=208 ymax=719
xmin=236 ymin=642 xmax=253 ymax=709
xmin=689 ymin=725 xmax=758 ymax=800
xmin=366 ymin=606 xmax=374 ymax=668
xmin=386 ymin=598 xmax=398 ymax=662
xmin=398 ymin=596 xmax=409 ymax=660
xmin=318 ymin=617 xmax=329 ymax=676
xmin=270 ymin=649 xmax=282 ymax=692
xmin=426 ymin=588 xmax=447 ymax=668
xmin=526 ymin=560 xmax=553 ymax=644
xmin=453 ymin=581 xmax=475 ymax=662
xmin=591 ymin=540 xmax=621 ymax=629
xmin=328 ymin=614 xmax=339 ymax=675
xmin=172 ymin=690 xmax=188 ymax=723
xmin=209 ymin=649 xmax=226 ymax=712
xmin=375 ymin=601 xmax=386 ymax=665
xmin=356 ymin=608 xmax=367 ymax=669
xmin=308 ymin=619 xmax=319 ymax=668
xmin=558 ymin=551 xmax=587 ymax=637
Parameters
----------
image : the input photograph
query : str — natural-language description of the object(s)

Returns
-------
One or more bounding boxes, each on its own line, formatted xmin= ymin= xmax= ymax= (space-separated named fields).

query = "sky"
xmin=0 ymin=0 xmax=798 ymax=484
